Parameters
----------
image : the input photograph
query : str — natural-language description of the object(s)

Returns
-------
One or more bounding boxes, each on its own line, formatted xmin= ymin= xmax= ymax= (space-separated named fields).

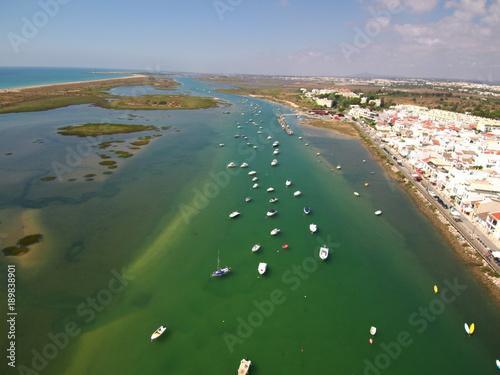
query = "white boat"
xmin=252 ymin=183 xmax=259 ymax=189
xmin=272 ymin=141 xmax=279 ymax=147
xmin=240 ymin=162 xmax=249 ymax=168
xmin=294 ymin=190 xmax=302 ymax=197
xmin=319 ymin=246 xmax=329 ymax=260
xmin=258 ymin=262 xmax=267 ymax=275
xmin=227 ymin=162 xmax=237 ymax=168
xmin=303 ymin=207 xmax=311 ymax=214
xmin=252 ymin=244 xmax=261 ymax=252
xmin=354 ymin=192 xmax=360 ymax=196
xmin=211 ymin=250 xmax=231 ymax=277
xmin=248 ymin=171 xmax=257 ymax=175
xmin=271 ymin=159 xmax=278 ymax=166
xmin=270 ymin=228 xmax=281 ymax=235
xmin=267 ymin=209 xmax=277 ymax=216
xmin=370 ymin=326 xmax=377 ymax=335
xmin=273 ymin=149 xmax=279 ymax=155
xmin=309 ymin=223 xmax=317 ymax=233
xmin=253 ymin=145 xmax=258 ymax=149
xmin=375 ymin=210 xmax=382 ymax=216
xmin=245 ymin=196 xmax=252 ymax=202
xmin=269 ymin=197 xmax=278 ymax=203
xmin=267 ymin=136 xmax=272 ymax=140
xmin=150 ymin=325 xmax=167 ymax=341
xmin=229 ymin=211 xmax=240 ymax=218
xmin=252 ymin=177 xmax=258 ymax=181
xmin=219 ymin=143 xmax=224 ymax=147
xmin=234 ymin=134 xmax=240 ymax=138
xmin=285 ymin=179 xmax=292 ymax=186
xmin=336 ymin=165 xmax=341 ymax=170
xmin=238 ymin=358 xmax=252 ymax=375
xmin=298 ymin=136 xmax=303 ymax=140
xmin=267 ymin=187 xmax=274 ymax=192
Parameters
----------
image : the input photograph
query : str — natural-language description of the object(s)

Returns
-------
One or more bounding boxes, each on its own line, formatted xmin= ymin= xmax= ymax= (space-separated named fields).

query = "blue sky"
xmin=1 ymin=0 xmax=499 ymax=80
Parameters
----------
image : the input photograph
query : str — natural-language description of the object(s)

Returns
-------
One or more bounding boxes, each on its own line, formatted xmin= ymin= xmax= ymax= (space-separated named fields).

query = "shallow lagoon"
xmin=0 ymin=78 xmax=499 ymax=375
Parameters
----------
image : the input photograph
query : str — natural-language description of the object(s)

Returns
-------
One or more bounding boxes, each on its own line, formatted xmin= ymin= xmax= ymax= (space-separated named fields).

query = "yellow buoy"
xmin=434 ymin=285 xmax=438 ymax=293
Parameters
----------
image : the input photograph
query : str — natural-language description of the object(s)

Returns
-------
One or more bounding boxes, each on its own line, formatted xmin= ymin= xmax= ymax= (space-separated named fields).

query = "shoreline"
xmin=300 ymin=116 xmax=500 ymax=306
xmin=0 ymin=73 xmax=146 ymax=93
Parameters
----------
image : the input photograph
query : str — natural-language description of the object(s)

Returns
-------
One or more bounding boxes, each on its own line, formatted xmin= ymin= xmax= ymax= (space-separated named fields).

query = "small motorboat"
xmin=227 ymin=162 xmax=237 ymax=168
xmin=248 ymin=171 xmax=257 ymax=175
xmin=354 ymin=192 xmax=360 ymax=196
xmin=336 ymin=165 xmax=341 ymax=170
xmin=269 ymin=197 xmax=278 ymax=203
xmin=273 ymin=149 xmax=279 ymax=155
xmin=282 ymin=244 xmax=288 ymax=249
xmin=238 ymin=357 xmax=252 ymax=375
xmin=240 ymin=162 xmax=249 ymax=168
xmin=151 ymin=325 xmax=167 ymax=341
xmin=252 ymin=244 xmax=261 ymax=252
xmin=245 ymin=197 xmax=252 ymax=202
xmin=285 ymin=179 xmax=292 ymax=186
xmin=270 ymin=228 xmax=281 ymax=235
xmin=267 ymin=136 xmax=273 ymax=140
xmin=272 ymin=141 xmax=279 ymax=147
xmin=370 ymin=326 xmax=377 ymax=335
xmin=267 ymin=187 xmax=275 ymax=192
xmin=229 ymin=211 xmax=240 ymax=218
xmin=496 ymin=359 xmax=500 ymax=370
xmin=252 ymin=183 xmax=259 ymax=189
xmin=294 ymin=191 xmax=302 ymax=197
xmin=234 ymin=134 xmax=240 ymax=138
xmin=375 ymin=210 xmax=382 ymax=216
xmin=258 ymin=263 xmax=267 ymax=275
xmin=252 ymin=177 xmax=258 ymax=181
xmin=219 ymin=143 xmax=224 ymax=147
xmin=309 ymin=223 xmax=317 ymax=233
xmin=304 ymin=207 xmax=311 ymax=214
xmin=271 ymin=159 xmax=278 ymax=166
xmin=267 ymin=209 xmax=277 ymax=216
xmin=319 ymin=246 xmax=329 ymax=260
xmin=364 ymin=182 xmax=369 ymax=187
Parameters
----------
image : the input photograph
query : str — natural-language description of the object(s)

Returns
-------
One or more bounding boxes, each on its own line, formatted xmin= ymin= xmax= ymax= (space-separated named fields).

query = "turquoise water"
xmin=0 ymin=67 xmax=132 ymax=90
xmin=0 ymin=77 xmax=499 ymax=374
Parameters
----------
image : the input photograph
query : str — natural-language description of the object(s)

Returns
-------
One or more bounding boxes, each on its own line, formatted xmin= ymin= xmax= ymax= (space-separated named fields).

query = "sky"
xmin=1 ymin=0 xmax=499 ymax=81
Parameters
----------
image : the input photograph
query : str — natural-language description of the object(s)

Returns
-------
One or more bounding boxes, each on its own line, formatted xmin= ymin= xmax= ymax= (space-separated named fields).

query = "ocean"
xmin=0 ymin=72 xmax=499 ymax=375
xmin=0 ymin=66 xmax=132 ymax=90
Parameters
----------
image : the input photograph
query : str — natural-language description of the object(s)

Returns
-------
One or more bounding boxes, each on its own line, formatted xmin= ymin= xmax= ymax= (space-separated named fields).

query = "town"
xmin=300 ymin=84 xmax=500 ymax=265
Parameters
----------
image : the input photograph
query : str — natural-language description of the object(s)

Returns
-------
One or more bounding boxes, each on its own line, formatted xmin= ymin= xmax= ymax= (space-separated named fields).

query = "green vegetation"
xmin=18 ymin=234 xmax=44 ymax=246
xmin=58 ymin=123 xmax=158 ymax=137
xmin=40 ymin=176 xmax=56 ymax=181
xmin=98 ymin=94 xmax=224 ymax=111
xmin=130 ymin=140 xmax=150 ymax=146
xmin=2 ymin=246 xmax=29 ymax=256
xmin=0 ymin=76 xmax=179 ymax=114
xmin=99 ymin=160 xmax=116 ymax=166
xmin=2 ymin=234 xmax=44 ymax=256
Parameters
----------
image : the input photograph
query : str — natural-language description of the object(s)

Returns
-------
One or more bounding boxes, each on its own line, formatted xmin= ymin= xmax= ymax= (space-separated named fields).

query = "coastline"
xmin=301 ymin=116 xmax=500 ymax=306
xmin=0 ymin=73 xmax=146 ymax=93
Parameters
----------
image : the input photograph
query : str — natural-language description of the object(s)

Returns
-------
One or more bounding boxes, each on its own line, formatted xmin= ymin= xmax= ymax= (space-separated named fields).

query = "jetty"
xmin=277 ymin=115 xmax=293 ymax=135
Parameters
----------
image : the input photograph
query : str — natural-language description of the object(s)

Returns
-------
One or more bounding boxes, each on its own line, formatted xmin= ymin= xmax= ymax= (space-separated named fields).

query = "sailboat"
xmin=211 ymin=251 xmax=231 ymax=277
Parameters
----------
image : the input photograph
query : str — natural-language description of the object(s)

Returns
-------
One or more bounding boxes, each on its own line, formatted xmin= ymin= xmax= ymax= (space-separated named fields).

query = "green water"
xmin=1 ymin=79 xmax=499 ymax=375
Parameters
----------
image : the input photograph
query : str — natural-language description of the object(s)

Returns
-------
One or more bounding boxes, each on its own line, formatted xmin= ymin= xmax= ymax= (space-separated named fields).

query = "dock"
xmin=277 ymin=115 xmax=293 ymax=135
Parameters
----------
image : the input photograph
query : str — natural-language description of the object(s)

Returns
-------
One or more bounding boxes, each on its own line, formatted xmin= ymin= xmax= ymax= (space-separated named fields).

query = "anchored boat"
xmin=150 ymin=325 xmax=167 ymax=342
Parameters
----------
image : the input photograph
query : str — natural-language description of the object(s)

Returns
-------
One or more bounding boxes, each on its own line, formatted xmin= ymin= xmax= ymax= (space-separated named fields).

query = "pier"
xmin=277 ymin=114 xmax=293 ymax=135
